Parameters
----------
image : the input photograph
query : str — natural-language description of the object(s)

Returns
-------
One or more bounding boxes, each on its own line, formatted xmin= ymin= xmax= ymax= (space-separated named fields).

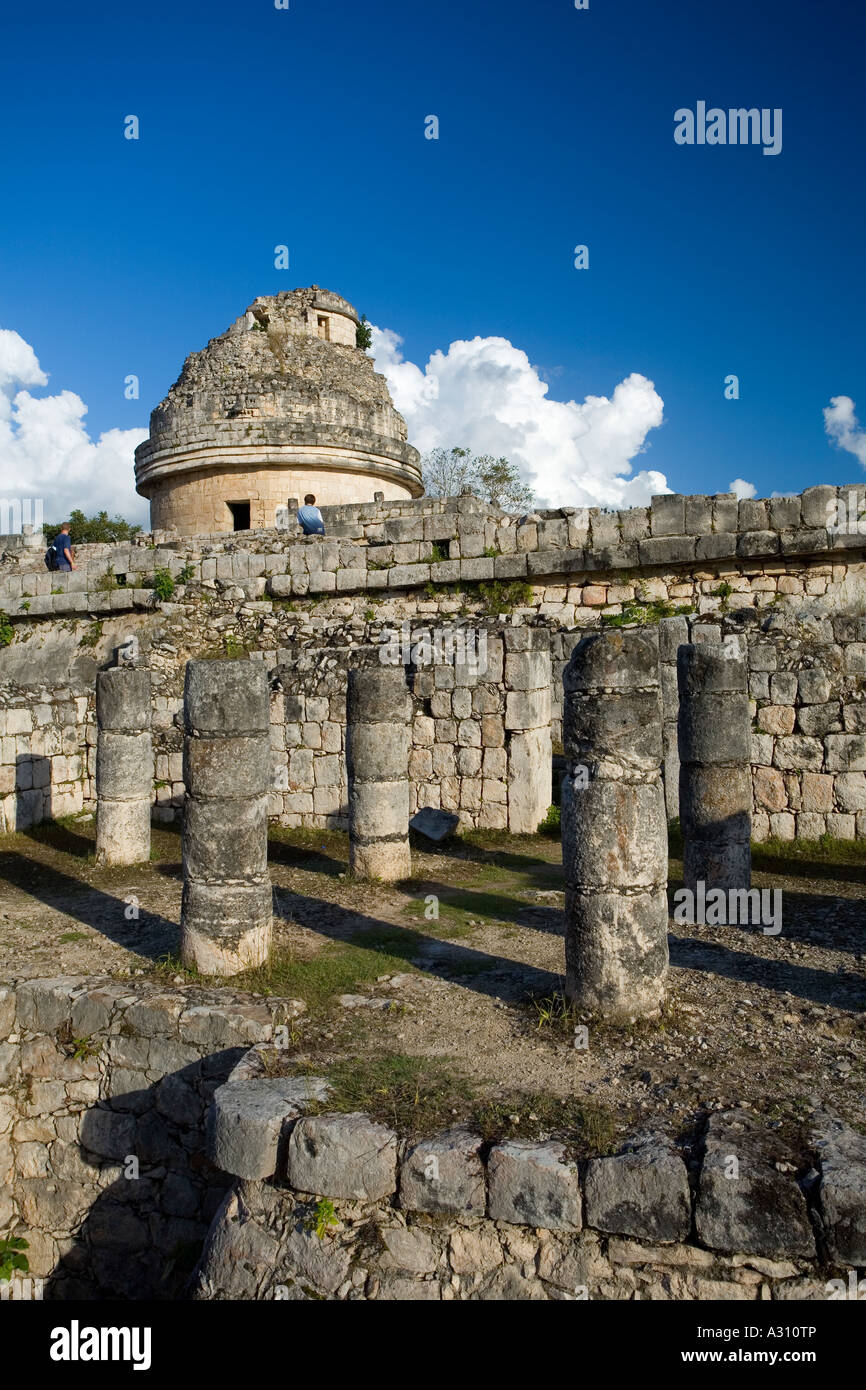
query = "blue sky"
xmin=2 ymin=0 xmax=865 ymax=520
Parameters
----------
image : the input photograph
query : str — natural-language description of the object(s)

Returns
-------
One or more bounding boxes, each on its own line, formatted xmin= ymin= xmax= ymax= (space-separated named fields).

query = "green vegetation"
xmin=96 ymin=567 xmax=118 ymax=593
xmin=429 ymin=541 xmax=449 ymax=564
xmin=477 ymin=579 xmax=533 ymax=615
xmin=309 ymin=1198 xmax=339 ymax=1239
xmin=58 ymin=931 xmax=88 ymax=945
xmin=0 ymin=1234 xmax=29 ymax=1283
xmin=0 ymin=612 xmax=14 ymax=648
xmin=222 ymin=633 xmax=246 ymax=658
xmin=355 ymin=314 xmax=373 ymax=350
xmin=44 ymin=509 xmax=142 ymax=545
xmin=754 ymin=834 xmax=866 ymax=868
xmin=304 ymin=1052 xmax=474 ymax=1135
xmin=421 ymin=446 xmax=534 ymax=512
xmin=177 ymin=563 xmax=196 ymax=585
xmin=69 ymin=1036 xmax=100 ymax=1062
xmin=231 ymin=935 xmax=419 ymax=1008
xmin=151 ymin=568 xmax=175 ymax=602
xmin=18 ymin=600 xmax=29 ymax=612
xmin=537 ymin=804 xmax=561 ymax=836
xmin=601 ymin=597 xmax=695 ymax=628
xmin=300 ymin=1050 xmax=618 ymax=1153
xmin=78 ymin=620 xmax=103 ymax=649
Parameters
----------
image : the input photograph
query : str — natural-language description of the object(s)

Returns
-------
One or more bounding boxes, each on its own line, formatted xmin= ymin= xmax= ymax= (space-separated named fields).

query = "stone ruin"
xmin=2 ymin=473 xmax=865 ymax=1298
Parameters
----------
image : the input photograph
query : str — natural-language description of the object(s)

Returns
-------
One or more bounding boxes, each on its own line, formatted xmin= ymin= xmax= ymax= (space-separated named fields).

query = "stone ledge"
xmin=202 ymin=1049 xmax=865 ymax=1273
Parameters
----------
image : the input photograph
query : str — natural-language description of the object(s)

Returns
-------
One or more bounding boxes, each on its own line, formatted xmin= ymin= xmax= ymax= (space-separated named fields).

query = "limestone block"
xmin=812 ymin=1116 xmax=866 ymax=1265
xmin=487 ymin=1141 xmax=581 ymax=1230
xmin=825 ymin=734 xmax=866 ymax=772
xmin=650 ymin=493 xmax=685 ymax=536
xmin=16 ymin=978 xmax=80 ymax=1033
xmin=504 ymin=689 xmax=550 ymax=731
xmin=184 ymin=660 xmax=269 ymax=735
xmin=207 ymin=1077 xmax=330 ymax=1180
xmin=695 ymin=1111 xmax=815 ymax=1259
xmin=286 ymin=1112 xmax=398 ymax=1200
xmin=584 ymin=1140 xmax=691 ymax=1243
xmin=400 ymin=1129 xmax=486 ymax=1215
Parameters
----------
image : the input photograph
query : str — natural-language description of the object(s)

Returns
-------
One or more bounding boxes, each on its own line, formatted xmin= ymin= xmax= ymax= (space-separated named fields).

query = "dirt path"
xmin=1 ymin=818 xmax=863 ymax=1145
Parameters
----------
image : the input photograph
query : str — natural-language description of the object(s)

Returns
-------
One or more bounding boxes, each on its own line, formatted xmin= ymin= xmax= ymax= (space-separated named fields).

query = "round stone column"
xmin=181 ymin=660 xmax=272 ymax=975
xmin=677 ymin=641 xmax=751 ymax=893
xmin=347 ymin=666 xmax=411 ymax=881
xmin=562 ymin=629 xmax=668 ymax=1019
xmin=95 ymin=668 xmax=152 ymax=866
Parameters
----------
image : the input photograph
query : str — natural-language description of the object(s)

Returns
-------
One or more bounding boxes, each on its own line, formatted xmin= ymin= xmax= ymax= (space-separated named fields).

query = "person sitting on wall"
xmin=297 ymin=494 xmax=325 ymax=536
xmin=49 ymin=523 xmax=76 ymax=570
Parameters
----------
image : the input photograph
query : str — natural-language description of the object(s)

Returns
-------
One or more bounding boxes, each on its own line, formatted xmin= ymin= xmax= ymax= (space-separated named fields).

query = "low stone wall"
xmin=192 ymin=1043 xmax=866 ymax=1301
xmin=0 ymin=686 xmax=92 ymax=830
xmin=2 ymin=485 xmax=864 ymax=621
xmin=0 ymin=976 xmax=301 ymax=1298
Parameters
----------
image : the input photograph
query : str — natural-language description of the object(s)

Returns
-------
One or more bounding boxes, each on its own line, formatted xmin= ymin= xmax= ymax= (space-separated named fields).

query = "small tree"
xmin=44 ymin=509 xmax=143 ymax=545
xmin=356 ymin=314 xmax=373 ymax=350
xmin=421 ymin=447 xmax=534 ymax=512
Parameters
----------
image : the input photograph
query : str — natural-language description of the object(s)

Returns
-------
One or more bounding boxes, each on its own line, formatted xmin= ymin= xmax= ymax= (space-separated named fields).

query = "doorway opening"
xmin=227 ymin=501 xmax=251 ymax=531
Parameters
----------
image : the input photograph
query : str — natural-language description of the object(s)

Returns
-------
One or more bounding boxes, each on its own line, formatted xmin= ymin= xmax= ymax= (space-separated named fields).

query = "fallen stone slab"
xmin=695 ymin=1111 xmax=815 ymax=1259
xmin=399 ymin=1128 xmax=486 ymax=1215
xmin=812 ymin=1114 xmax=866 ymax=1264
xmin=337 ymin=994 xmax=393 ymax=1011
xmin=584 ymin=1137 xmax=691 ymax=1243
xmin=286 ymin=1112 xmax=398 ymax=1201
xmin=409 ymin=807 xmax=460 ymax=841
xmin=487 ymin=1140 xmax=581 ymax=1231
xmin=207 ymin=1077 xmax=330 ymax=1180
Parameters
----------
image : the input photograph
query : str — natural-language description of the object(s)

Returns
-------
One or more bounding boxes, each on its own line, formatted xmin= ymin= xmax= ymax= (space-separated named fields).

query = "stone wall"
xmin=190 ymin=1043 xmax=866 ymax=1301
xmin=0 ymin=975 xmax=301 ymax=1298
xmin=0 ymin=686 xmax=92 ymax=831
xmin=0 ymin=485 xmax=863 ymax=838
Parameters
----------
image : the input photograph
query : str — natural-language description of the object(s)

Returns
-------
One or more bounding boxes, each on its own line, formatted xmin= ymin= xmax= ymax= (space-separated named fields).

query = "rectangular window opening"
xmin=227 ymin=500 xmax=251 ymax=531
xmin=317 ymin=315 xmax=330 ymax=341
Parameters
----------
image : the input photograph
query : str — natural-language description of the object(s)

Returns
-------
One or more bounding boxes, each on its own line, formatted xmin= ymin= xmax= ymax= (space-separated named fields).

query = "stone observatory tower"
xmin=134 ymin=286 xmax=423 ymax=535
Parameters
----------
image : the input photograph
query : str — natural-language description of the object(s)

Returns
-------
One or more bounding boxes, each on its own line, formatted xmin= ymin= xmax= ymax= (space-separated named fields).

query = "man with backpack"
xmin=46 ymin=524 xmax=76 ymax=571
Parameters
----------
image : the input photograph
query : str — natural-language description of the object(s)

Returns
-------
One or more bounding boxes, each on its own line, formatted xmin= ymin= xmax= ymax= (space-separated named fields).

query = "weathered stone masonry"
xmin=95 ymin=667 xmax=152 ymax=867
xmin=0 ymin=485 xmax=863 ymax=839
xmin=562 ymin=630 xmax=669 ymax=1020
xmin=678 ymin=642 xmax=751 ymax=894
xmin=181 ymin=661 xmax=273 ymax=976
xmin=188 ymin=1040 xmax=866 ymax=1301
xmin=346 ymin=666 xmax=412 ymax=881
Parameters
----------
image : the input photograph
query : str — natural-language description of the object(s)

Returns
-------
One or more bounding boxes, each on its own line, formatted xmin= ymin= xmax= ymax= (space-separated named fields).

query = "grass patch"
xmin=302 ymin=1052 xmax=474 ymax=1136
xmin=754 ymin=835 xmax=866 ymax=868
xmin=58 ymin=931 xmax=88 ymax=944
xmin=290 ymin=1051 xmax=620 ymax=1154
xmin=231 ymin=936 xmax=418 ymax=1008
xmin=473 ymin=1092 xmax=619 ymax=1156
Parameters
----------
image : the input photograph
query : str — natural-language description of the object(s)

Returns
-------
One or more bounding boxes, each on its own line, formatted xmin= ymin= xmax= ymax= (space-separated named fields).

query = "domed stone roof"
xmin=134 ymin=287 xmax=422 ymax=535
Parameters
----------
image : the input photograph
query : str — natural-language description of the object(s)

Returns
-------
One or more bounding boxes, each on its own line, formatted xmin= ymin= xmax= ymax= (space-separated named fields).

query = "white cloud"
xmin=369 ymin=327 xmax=668 ymax=508
xmin=824 ymin=395 xmax=866 ymax=468
xmin=0 ymin=328 xmax=149 ymax=525
xmin=729 ymin=478 xmax=756 ymax=500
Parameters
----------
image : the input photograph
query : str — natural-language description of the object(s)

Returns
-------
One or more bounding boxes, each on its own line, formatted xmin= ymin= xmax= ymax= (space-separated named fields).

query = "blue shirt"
xmin=51 ymin=533 xmax=72 ymax=560
xmin=297 ymin=505 xmax=325 ymax=535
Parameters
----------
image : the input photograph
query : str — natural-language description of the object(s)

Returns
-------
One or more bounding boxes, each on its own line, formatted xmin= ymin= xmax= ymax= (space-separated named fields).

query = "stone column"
xmin=505 ymin=632 xmax=552 ymax=834
xmin=347 ymin=666 xmax=411 ymax=880
xmin=95 ymin=668 xmax=152 ymax=866
xmin=562 ymin=629 xmax=668 ymax=1019
xmin=181 ymin=660 xmax=272 ymax=975
xmin=678 ymin=641 xmax=751 ymax=893
xmin=658 ymin=615 xmax=691 ymax=821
